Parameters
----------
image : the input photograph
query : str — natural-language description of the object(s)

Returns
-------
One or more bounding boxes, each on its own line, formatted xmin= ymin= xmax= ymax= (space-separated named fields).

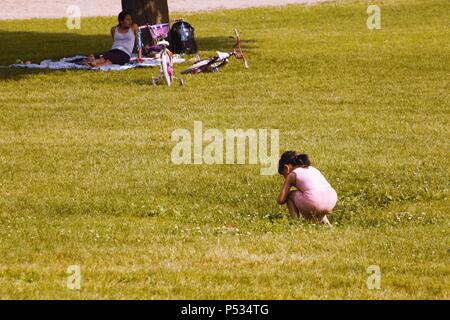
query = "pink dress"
xmin=292 ymin=166 xmax=337 ymax=215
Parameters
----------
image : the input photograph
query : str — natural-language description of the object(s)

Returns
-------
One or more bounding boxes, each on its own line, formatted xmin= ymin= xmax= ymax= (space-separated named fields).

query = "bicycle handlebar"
xmin=138 ymin=18 xmax=184 ymax=30
xmin=231 ymin=28 xmax=248 ymax=69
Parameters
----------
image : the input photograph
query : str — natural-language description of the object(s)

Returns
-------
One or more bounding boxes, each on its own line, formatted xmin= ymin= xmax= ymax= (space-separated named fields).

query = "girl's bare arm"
xmin=277 ymin=172 xmax=296 ymax=205
xmin=132 ymin=24 xmax=139 ymax=43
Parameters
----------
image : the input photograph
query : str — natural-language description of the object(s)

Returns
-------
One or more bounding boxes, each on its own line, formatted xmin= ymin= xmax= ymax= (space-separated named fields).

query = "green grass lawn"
xmin=0 ymin=0 xmax=449 ymax=299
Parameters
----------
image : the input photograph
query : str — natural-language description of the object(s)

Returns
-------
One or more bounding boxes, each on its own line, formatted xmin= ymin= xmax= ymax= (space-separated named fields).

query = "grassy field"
xmin=0 ymin=0 xmax=449 ymax=299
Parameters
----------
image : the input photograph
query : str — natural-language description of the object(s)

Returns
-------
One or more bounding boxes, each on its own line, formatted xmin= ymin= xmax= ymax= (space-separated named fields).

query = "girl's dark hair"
xmin=118 ymin=11 xmax=131 ymax=26
xmin=277 ymin=151 xmax=311 ymax=174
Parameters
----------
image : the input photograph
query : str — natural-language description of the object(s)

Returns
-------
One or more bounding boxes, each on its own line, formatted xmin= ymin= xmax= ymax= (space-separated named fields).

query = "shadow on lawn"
xmin=0 ymin=30 xmax=110 ymax=81
xmin=0 ymin=30 xmax=256 ymax=81
xmin=196 ymin=36 xmax=257 ymax=52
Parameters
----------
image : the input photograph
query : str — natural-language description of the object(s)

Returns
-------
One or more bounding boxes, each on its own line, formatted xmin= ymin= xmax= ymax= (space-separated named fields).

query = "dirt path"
xmin=1 ymin=0 xmax=327 ymax=20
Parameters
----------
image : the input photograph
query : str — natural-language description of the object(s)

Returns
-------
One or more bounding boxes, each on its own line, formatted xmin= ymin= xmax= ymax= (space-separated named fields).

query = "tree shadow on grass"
xmin=196 ymin=36 xmax=257 ymax=52
xmin=0 ymin=31 xmax=112 ymax=64
xmin=0 ymin=30 xmax=112 ymax=81
xmin=0 ymin=30 xmax=257 ymax=81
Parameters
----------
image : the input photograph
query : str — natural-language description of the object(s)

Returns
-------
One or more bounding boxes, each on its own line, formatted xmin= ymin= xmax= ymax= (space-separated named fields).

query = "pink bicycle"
xmin=138 ymin=22 xmax=184 ymax=86
xmin=181 ymin=28 xmax=248 ymax=75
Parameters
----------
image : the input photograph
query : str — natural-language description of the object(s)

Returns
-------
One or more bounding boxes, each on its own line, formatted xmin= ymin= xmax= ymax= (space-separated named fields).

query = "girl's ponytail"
xmin=294 ymin=153 xmax=311 ymax=167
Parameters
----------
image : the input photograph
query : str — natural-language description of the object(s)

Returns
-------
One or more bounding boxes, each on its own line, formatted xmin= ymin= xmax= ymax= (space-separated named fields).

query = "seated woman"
xmin=85 ymin=11 xmax=138 ymax=67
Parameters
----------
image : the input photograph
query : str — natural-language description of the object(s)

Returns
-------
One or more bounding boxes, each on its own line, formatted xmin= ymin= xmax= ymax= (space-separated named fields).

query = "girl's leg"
xmin=321 ymin=215 xmax=332 ymax=226
xmin=298 ymin=209 xmax=314 ymax=221
xmin=287 ymin=191 xmax=300 ymax=219
xmin=307 ymin=211 xmax=332 ymax=226
xmin=288 ymin=190 xmax=331 ymax=224
xmin=88 ymin=58 xmax=112 ymax=67
xmin=288 ymin=190 xmax=317 ymax=220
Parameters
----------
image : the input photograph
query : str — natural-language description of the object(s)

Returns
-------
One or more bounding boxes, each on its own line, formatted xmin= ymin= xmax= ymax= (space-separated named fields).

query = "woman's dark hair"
xmin=278 ymin=151 xmax=311 ymax=174
xmin=118 ymin=11 xmax=131 ymax=26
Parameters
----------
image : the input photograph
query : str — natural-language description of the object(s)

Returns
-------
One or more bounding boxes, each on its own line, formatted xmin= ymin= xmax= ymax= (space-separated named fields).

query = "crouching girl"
xmin=277 ymin=151 xmax=337 ymax=225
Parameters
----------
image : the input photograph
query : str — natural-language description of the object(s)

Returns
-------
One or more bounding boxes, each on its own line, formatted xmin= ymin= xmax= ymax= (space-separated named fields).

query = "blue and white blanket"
xmin=9 ymin=54 xmax=185 ymax=71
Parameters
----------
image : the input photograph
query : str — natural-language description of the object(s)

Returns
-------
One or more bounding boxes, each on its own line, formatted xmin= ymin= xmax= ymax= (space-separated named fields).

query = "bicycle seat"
xmin=216 ymin=51 xmax=230 ymax=60
xmin=157 ymin=40 xmax=170 ymax=47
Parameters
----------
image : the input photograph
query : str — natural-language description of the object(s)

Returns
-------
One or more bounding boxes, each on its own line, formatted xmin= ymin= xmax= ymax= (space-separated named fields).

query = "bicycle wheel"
xmin=161 ymin=51 xmax=171 ymax=86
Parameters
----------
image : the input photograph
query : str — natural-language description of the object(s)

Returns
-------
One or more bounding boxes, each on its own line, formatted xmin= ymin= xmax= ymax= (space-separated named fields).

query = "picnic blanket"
xmin=8 ymin=54 xmax=185 ymax=71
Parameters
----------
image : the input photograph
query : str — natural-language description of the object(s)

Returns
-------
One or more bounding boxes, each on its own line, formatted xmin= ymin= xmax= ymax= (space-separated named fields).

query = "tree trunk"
xmin=122 ymin=0 xmax=169 ymax=47
xmin=121 ymin=0 xmax=169 ymax=25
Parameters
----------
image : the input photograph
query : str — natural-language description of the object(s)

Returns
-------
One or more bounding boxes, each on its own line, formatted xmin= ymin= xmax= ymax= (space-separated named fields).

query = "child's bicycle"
xmin=181 ymin=28 xmax=248 ymax=75
xmin=138 ymin=22 xmax=184 ymax=86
